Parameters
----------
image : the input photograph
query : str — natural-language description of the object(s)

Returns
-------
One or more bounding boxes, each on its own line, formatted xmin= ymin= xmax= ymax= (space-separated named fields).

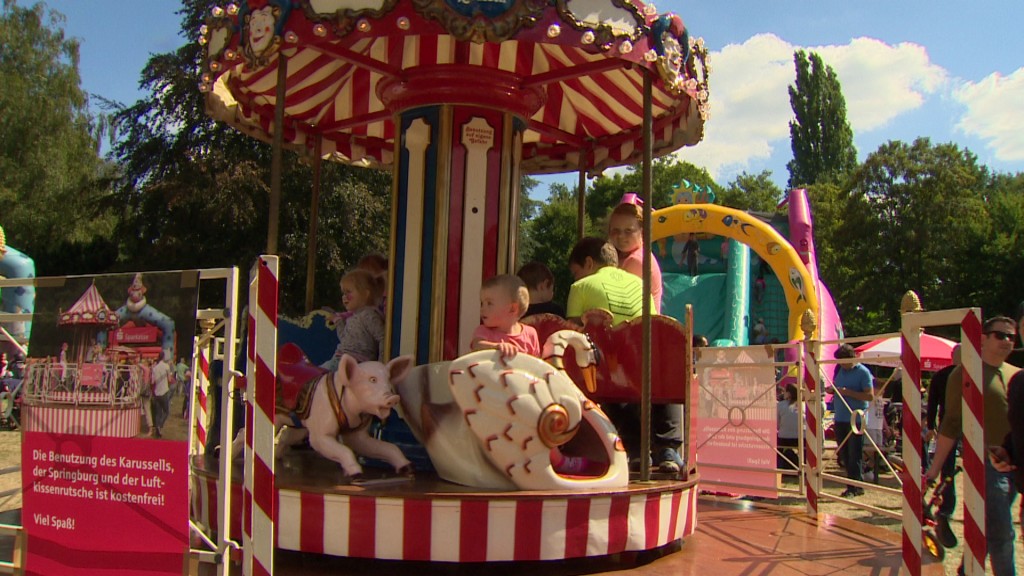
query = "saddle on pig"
xmin=233 ymin=343 xmax=415 ymax=478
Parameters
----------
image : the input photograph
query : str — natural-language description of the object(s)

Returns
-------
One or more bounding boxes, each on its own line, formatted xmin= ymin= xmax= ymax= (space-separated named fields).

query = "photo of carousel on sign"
xmin=22 ymin=271 xmax=199 ymax=440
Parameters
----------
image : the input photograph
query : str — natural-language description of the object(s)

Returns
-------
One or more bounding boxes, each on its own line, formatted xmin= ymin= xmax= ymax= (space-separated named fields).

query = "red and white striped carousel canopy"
xmin=59 ymin=283 xmax=119 ymax=326
xmin=201 ymin=0 xmax=709 ymax=175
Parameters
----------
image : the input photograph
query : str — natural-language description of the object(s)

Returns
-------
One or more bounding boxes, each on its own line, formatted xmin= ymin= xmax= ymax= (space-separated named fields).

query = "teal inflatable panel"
xmin=723 ymin=239 xmax=749 ymax=346
xmin=662 ymin=272 xmax=726 ymax=343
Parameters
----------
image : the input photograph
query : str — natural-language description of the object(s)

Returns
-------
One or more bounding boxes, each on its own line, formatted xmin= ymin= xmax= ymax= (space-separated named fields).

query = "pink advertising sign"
xmin=692 ymin=346 xmax=779 ymax=498
xmin=19 ymin=271 xmax=199 ymax=575
xmin=22 ymin=433 xmax=189 ymax=575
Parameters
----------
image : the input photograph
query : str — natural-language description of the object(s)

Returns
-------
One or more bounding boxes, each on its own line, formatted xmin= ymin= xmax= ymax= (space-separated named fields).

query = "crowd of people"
xmin=800 ymin=314 xmax=1022 ymax=575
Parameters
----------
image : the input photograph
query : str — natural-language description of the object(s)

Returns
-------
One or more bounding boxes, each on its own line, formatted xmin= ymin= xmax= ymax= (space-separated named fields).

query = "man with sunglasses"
xmin=926 ymin=315 xmax=1019 ymax=576
xmin=989 ymin=305 xmax=1024 ymax=555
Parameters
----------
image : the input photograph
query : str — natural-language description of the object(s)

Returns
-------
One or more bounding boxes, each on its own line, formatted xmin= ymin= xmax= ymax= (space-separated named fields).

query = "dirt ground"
xmin=761 ymin=448 xmax=1024 ymax=575
xmin=0 ymin=402 xmax=1021 ymax=574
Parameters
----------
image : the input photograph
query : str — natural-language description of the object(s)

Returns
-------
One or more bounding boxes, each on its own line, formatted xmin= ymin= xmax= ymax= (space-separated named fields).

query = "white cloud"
xmin=676 ymin=34 xmax=947 ymax=181
xmin=953 ymin=68 xmax=1024 ymax=162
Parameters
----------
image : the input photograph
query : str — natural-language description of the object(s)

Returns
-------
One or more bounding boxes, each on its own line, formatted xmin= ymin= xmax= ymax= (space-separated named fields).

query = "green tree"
xmin=515 ymin=175 xmax=543 ymax=267
xmin=0 ymin=0 xmax=114 ymax=269
xmin=787 ymin=51 xmax=857 ymax=188
xmin=974 ymin=171 xmax=1024 ymax=317
xmin=520 ymin=183 xmax=595 ymax=305
xmin=718 ymin=171 xmax=784 ymax=213
xmin=831 ymin=138 xmax=991 ymax=335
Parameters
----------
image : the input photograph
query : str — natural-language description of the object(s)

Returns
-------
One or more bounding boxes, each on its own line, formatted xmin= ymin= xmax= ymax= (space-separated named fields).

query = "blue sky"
xmin=43 ymin=0 xmax=1024 ymax=192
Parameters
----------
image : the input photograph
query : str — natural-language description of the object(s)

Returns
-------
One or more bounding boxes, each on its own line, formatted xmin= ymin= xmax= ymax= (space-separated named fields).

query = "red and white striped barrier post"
xmin=800 ymin=312 xmax=822 ymax=518
xmin=194 ymin=341 xmax=210 ymax=452
xmin=190 ymin=318 xmax=215 ymax=455
xmin=900 ymin=295 xmax=925 ymax=576
xmin=899 ymin=298 xmax=984 ymax=576
xmin=243 ymin=256 xmax=278 ymax=576
xmin=958 ymin=310 xmax=985 ymax=576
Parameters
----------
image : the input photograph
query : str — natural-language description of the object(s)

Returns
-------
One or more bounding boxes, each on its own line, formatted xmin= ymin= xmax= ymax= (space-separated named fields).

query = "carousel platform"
xmin=191 ymin=448 xmax=698 ymax=563
xmin=188 ymin=495 xmax=942 ymax=575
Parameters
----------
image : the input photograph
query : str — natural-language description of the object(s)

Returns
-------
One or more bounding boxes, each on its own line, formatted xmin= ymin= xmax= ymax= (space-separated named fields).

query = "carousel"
xmin=193 ymin=0 xmax=707 ymax=573
xmin=21 ymin=282 xmax=144 ymax=437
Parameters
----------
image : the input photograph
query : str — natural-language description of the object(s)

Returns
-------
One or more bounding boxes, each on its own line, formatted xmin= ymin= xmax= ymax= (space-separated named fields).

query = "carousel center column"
xmin=379 ymin=66 xmax=544 ymax=364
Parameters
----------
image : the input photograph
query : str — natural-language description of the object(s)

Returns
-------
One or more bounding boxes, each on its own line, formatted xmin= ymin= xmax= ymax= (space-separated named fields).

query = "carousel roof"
xmin=200 ymin=0 xmax=710 ymax=175
xmin=59 ymin=283 xmax=119 ymax=326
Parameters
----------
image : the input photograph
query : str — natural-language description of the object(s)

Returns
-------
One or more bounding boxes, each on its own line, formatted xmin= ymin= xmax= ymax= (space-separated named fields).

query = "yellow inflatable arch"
xmin=651 ymin=204 xmax=818 ymax=340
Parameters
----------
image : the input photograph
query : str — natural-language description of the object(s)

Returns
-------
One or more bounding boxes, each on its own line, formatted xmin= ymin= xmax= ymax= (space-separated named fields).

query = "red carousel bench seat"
xmin=523 ymin=311 xmax=692 ymax=404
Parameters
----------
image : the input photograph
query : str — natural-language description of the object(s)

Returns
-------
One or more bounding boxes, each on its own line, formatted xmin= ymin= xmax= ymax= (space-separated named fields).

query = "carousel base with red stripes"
xmin=191 ymin=450 xmax=698 ymax=564
xmin=22 ymin=402 xmax=140 ymax=437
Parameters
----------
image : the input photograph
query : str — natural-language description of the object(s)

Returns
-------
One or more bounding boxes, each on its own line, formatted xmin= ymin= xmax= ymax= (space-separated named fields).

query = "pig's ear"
xmin=387 ymin=355 xmax=415 ymax=383
xmin=340 ymin=354 xmax=359 ymax=381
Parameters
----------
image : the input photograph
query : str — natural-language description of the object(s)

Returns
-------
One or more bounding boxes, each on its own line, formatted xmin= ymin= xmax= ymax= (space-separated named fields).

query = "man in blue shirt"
xmin=828 ymin=343 xmax=874 ymax=497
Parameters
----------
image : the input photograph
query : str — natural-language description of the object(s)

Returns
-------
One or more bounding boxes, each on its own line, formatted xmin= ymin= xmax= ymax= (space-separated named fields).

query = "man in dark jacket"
xmin=925 ymin=345 xmax=961 ymax=545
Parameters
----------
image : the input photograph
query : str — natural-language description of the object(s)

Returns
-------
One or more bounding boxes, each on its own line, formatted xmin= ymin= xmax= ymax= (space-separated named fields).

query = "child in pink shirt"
xmin=472 ymin=275 xmax=601 ymax=476
xmin=471 ymin=275 xmax=540 ymax=358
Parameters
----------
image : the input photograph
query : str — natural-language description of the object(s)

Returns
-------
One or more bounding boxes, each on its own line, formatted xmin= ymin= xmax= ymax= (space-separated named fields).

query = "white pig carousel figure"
xmin=229 ymin=343 xmax=415 ymax=478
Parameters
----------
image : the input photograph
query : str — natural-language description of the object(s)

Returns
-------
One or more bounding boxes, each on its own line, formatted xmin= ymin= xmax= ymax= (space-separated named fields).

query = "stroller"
xmin=922 ymin=466 xmax=961 ymax=560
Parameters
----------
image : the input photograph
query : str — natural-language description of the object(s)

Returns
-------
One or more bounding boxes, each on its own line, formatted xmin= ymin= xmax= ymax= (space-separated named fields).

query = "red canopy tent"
xmin=854 ymin=334 xmax=957 ymax=372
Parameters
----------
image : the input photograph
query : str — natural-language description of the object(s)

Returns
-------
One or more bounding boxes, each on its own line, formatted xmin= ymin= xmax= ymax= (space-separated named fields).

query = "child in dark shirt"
xmin=516 ymin=261 xmax=566 ymax=318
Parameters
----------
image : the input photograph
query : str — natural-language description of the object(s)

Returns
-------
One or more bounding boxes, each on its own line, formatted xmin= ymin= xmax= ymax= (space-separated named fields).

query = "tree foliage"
xmin=0 ymin=0 xmax=114 ymax=270
xmin=826 ymin=138 xmax=1006 ymax=334
xmin=519 ymin=183 xmax=596 ymax=306
xmin=109 ymin=0 xmax=391 ymax=315
xmin=787 ymin=50 xmax=857 ymax=188
xmin=718 ymin=171 xmax=785 ymax=213
xmin=586 ymin=158 xmax=718 ymax=225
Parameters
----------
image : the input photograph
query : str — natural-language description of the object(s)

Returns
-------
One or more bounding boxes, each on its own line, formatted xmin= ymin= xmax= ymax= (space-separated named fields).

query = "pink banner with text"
xmin=22 ymin=433 xmax=188 ymax=575
xmin=693 ymin=346 xmax=779 ymax=498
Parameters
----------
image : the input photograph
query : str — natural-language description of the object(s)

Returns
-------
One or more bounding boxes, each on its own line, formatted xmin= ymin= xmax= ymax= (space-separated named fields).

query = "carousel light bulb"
xmin=619 ymin=40 xmax=633 ymax=54
xmin=397 ymin=16 xmax=410 ymax=30
xmin=226 ymin=3 xmax=239 ymax=15
xmin=581 ymin=30 xmax=595 ymax=44
xmin=198 ymin=36 xmax=208 ymax=45
xmin=357 ymin=19 xmax=371 ymax=33
xmin=696 ymin=37 xmax=705 ymax=50
xmin=211 ymin=6 xmax=224 ymax=18
xmin=199 ymin=25 xmax=209 ymax=36
xmin=644 ymin=49 xmax=658 ymax=62
xmin=201 ymin=72 xmax=212 ymax=83
xmin=209 ymin=61 xmax=222 ymax=72
xmin=224 ymin=49 xmax=237 ymax=60
xmin=284 ymin=31 xmax=298 ymax=43
xmin=198 ymin=82 xmax=210 ymax=93
xmin=547 ymin=24 xmax=560 ymax=38
xmin=644 ymin=4 xmax=657 ymax=16
xmin=313 ymin=23 xmax=328 ymax=37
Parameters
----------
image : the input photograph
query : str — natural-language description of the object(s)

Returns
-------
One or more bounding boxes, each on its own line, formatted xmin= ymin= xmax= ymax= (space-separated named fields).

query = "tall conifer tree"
xmin=786 ymin=51 xmax=857 ymax=188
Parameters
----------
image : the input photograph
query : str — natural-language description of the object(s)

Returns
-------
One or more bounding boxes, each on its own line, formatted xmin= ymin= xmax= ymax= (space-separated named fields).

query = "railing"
xmin=21 ymin=361 xmax=142 ymax=408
